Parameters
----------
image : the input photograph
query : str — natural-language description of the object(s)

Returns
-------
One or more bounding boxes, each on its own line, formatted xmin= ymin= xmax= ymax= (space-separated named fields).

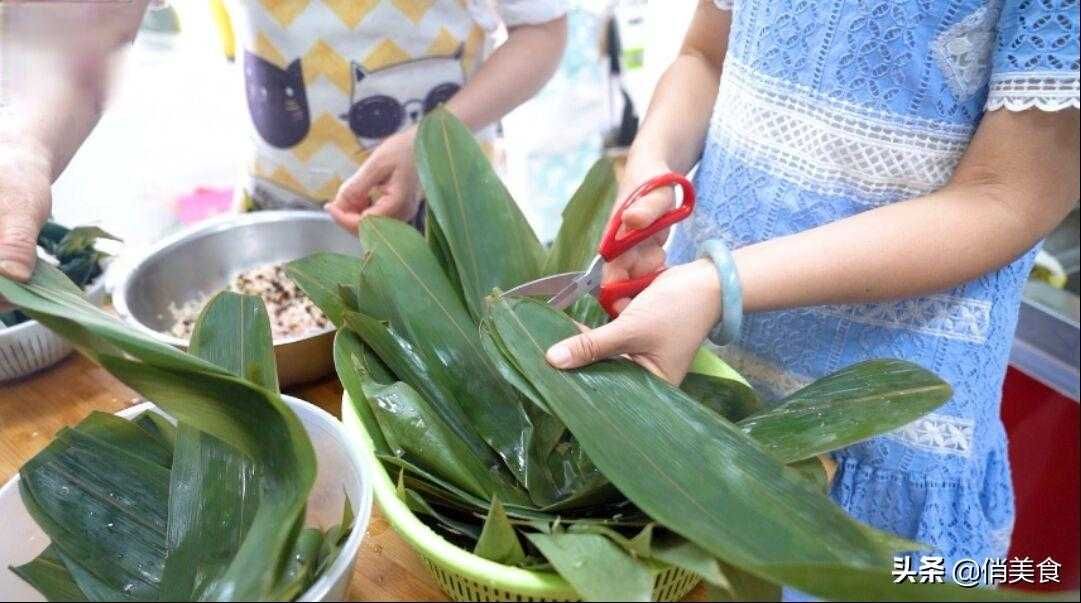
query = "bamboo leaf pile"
xmin=284 ymin=108 xmax=1054 ymax=600
xmin=0 ymin=270 xmax=353 ymax=601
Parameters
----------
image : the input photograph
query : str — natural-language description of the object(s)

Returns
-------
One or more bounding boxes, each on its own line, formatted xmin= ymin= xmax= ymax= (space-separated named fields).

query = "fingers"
xmin=327 ymin=163 xmax=387 ymax=232
xmin=0 ymin=208 xmax=45 ymax=282
xmin=621 ymin=189 xmax=674 ymax=230
xmin=546 ymin=320 xmax=639 ymax=370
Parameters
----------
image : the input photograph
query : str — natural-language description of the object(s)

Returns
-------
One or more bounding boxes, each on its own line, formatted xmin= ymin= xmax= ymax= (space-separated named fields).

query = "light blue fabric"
xmin=673 ymin=0 xmax=1080 ymax=587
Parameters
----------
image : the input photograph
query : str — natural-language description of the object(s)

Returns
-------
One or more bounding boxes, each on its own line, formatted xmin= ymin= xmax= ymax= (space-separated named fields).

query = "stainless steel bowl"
xmin=113 ymin=211 xmax=361 ymax=387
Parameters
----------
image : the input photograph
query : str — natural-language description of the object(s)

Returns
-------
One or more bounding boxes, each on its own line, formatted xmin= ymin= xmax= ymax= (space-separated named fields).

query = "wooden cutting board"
xmin=0 ymin=353 xmax=706 ymax=602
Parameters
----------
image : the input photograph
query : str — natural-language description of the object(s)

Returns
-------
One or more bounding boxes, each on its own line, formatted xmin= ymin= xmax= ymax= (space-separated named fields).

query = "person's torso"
xmin=672 ymin=0 xmax=1034 ymax=470
xmin=225 ymin=0 xmax=496 ymax=209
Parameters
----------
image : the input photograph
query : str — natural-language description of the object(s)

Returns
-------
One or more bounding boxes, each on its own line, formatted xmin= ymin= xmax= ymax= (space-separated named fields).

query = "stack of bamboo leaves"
xmin=285 ymin=109 xmax=1048 ymax=601
xmin=0 ymin=268 xmax=353 ymax=601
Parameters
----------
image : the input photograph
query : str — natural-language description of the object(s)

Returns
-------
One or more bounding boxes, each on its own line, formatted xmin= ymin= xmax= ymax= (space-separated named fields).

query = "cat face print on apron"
xmin=225 ymin=0 xmax=492 ymax=211
xmin=343 ymin=46 xmax=464 ymax=149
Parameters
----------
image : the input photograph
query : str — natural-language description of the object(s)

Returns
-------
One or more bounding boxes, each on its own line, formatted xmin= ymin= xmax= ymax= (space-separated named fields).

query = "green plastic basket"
xmin=340 ymin=348 xmax=745 ymax=602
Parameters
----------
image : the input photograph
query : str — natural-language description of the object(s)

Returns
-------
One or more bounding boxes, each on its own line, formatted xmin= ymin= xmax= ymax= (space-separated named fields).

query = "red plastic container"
xmin=1001 ymin=366 xmax=1080 ymax=591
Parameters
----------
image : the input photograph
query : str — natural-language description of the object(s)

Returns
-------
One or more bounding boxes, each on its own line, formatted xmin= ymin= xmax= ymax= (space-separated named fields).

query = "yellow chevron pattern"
xmin=302 ymin=40 xmax=353 ymax=94
xmin=391 ymin=0 xmax=435 ymax=24
xmin=238 ymin=0 xmax=488 ymax=207
xmin=292 ymin=113 xmax=366 ymax=163
xmin=363 ymin=39 xmax=411 ymax=71
xmin=323 ymin=0 xmax=380 ymax=28
xmin=258 ymin=0 xmax=308 ymax=27
xmin=426 ymin=27 xmax=460 ymax=56
xmin=254 ymin=32 xmax=286 ymax=67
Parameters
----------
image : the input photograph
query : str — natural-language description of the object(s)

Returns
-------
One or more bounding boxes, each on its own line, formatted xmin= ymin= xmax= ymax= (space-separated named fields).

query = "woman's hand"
xmin=0 ymin=138 xmax=52 ymax=284
xmin=326 ymin=127 xmax=421 ymax=232
xmin=602 ymin=158 xmax=679 ymax=314
xmin=546 ymin=258 xmax=722 ymax=384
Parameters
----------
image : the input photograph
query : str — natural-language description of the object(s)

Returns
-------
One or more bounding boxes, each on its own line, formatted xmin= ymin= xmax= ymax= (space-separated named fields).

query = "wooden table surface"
xmin=0 ymin=353 xmax=705 ymax=602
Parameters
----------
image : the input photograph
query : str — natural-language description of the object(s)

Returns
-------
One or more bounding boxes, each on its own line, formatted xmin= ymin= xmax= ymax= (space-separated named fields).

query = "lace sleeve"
xmin=986 ymin=0 xmax=1080 ymax=112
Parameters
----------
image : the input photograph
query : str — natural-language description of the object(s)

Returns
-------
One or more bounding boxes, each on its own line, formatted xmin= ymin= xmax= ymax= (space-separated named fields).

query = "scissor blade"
xmin=504 ymin=272 xmax=582 ymax=298
xmin=547 ymin=257 xmax=605 ymax=310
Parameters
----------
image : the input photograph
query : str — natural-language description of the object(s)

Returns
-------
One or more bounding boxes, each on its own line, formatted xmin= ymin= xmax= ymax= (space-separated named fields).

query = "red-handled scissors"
xmin=505 ymin=172 xmax=695 ymax=318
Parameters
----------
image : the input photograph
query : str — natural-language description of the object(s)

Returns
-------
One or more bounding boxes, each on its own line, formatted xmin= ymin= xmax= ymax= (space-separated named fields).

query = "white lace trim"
xmin=711 ymin=59 xmax=972 ymax=205
xmin=713 ymin=0 xmax=735 ymax=10
xmin=814 ymin=294 xmax=993 ymax=344
xmin=932 ymin=3 xmax=999 ymax=101
xmin=985 ymin=71 xmax=1081 ymax=112
xmin=887 ymin=413 xmax=974 ymax=458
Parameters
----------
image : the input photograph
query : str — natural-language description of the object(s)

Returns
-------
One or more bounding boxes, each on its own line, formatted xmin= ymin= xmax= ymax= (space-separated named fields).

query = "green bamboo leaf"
xmin=484 ymin=298 xmax=888 ymax=577
xmin=73 ymin=411 xmax=173 ymax=469
xmin=364 ymin=376 xmax=525 ymax=503
xmin=709 ymin=561 xmax=779 ymax=602
xmin=188 ymin=291 xmax=279 ymax=391
xmin=354 ymin=217 xmax=552 ymax=500
xmin=542 ymin=157 xmax=618 ymax=275
xmin=131 ymin=411 xmax=177 ymax=453
xmin=415 ymin=107 xmax=545 ymax=321
xmin=0 ymin=263 xmax=226 ymax=376
xmin=98 ymin=357 xmax=315 ymax=601
xmin=680 ymin=372 xmax=761 ymax=422
xmin=4 ymin=253 xmax=321 ymax=601
xmin=19 ymin=426 xmax=170 ymax=600
xmin=334 ymin=329 xmax=393 ymax=455
xmin=9 ymin=545 xmax=88 ymax=603
xmin=425 ymin=208 xmax=466 ymax=307
xmin=526 ymin=531 xmax=654 ymax=602
xmin=285 ymin=251 xmax=363 ymax=326
xmin=341 ymin=310 xmax=502 ymax=475
xmin=55 ymin=547 xmax=134 ymax=602
xmin=650 ymin=534 xmax=729 ymax=587
xmin=403 ymin=489 xmax=481 ymax=541
xmin=314 ymin=498 xmax=357 ymax=577
xmin=158 ymin=425 xmax=259 ymax=600
xmin=159 ymin=292 xmax=275 ymax=599
xmin=473 ymin=497 xmax=526 ymax=565
xmin=737 ymin=359 xmax=953 ymax=463
xmin=269 ymin=526 xmax=323 ymax=601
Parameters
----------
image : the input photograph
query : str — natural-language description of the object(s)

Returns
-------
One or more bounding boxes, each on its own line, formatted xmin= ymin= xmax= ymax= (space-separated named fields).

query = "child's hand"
xmin=602 ymin=160 xmax=678 ymax=314
xmin=546 ymin=258 xmax=722 ymax=385
xmin=326 ymin=128 xmax=422 ymax=232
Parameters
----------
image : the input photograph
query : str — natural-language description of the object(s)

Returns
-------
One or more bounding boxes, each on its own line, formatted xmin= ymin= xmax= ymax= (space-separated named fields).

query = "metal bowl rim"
xmin=112 ymin=211 xmax=345 ymax=349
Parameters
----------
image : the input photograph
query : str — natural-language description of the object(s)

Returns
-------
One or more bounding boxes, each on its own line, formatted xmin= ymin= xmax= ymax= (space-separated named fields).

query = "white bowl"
xmin=0 ymin=396 xmax=372 ymax=602
xmin=0 ymin=278 xmax=106 ymax=382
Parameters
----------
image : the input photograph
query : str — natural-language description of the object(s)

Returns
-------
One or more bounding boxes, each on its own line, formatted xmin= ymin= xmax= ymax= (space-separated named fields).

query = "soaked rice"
xmin=168 ymin=263 xmax=328 ymax=340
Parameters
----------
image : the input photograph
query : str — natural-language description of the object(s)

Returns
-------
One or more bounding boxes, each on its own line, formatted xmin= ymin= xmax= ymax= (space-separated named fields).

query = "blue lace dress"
xmin=668 ymin=0 xmax=1080 ymax=575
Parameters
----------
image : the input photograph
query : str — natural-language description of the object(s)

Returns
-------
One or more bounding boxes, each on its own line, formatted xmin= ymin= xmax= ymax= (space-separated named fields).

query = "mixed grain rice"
xmin=168 ymin=263 xmax=328 ymax=340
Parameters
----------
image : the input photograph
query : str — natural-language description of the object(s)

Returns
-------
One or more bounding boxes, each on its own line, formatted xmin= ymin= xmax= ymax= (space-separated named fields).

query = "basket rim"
xmin=338 ymin=347 xmax=746 ymax=599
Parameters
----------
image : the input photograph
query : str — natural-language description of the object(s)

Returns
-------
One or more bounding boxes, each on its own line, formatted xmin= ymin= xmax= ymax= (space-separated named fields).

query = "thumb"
xmin=546 ymin=321 xmax=636 ymax=370
xmin=0 ymin=210 xmax=45 ymax=282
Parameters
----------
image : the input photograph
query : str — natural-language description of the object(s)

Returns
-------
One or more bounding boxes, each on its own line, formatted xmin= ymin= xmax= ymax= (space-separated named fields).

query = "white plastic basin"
xmin=0 ymin=396 xmax=371 ymax=602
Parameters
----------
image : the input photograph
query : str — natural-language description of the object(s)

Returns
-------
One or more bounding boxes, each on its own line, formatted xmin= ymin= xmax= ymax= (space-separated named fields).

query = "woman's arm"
xmin=604 ymin=1 xmax=732 ymax=290
xmin=327 ymin=16 xmax=569 ymax=228
xmin=734 ymin=108 xmax=1079 ymax=312
xmin=547 ymin=108 xmax=1081 ymax=383
xmin=0 ymin=1 xmax=147 ymax=283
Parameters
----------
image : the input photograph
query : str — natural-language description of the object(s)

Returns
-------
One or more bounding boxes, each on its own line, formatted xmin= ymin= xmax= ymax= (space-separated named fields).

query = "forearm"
xmin=444 ymin=17 xmax=568 ymax=131
xmin=0 ymin=0 xmax=147 ymax=180
xmin=625 ymin=2 xmax=731 ymax=174
xmin=733 ymin=108 xmax=1080 ymax=313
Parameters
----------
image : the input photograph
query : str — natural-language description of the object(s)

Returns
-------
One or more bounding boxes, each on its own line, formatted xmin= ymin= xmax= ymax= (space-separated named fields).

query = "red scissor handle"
xmin=598 ymin=172 xmax=695 ymax=261
xmin=598 ymin=269 xmax=665 ymax=318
